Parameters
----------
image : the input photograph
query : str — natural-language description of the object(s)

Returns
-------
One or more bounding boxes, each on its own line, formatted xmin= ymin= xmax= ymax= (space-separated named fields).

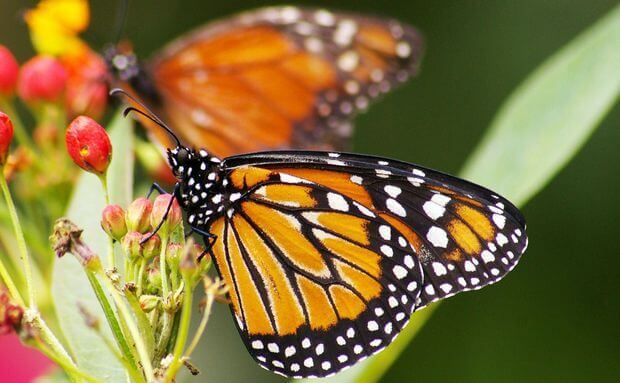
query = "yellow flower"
xmin=24 ymin=0 xmax=90 ymax=57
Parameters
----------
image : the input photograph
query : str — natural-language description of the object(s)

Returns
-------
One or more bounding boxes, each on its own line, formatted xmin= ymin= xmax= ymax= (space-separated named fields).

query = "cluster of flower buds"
xmin=101 ymin=193 xmax=210 ymax=295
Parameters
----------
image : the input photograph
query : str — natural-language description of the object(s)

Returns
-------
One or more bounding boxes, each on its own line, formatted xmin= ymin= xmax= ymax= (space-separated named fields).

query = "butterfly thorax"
xmin=167 ymin=147 xmax=225 ymax=227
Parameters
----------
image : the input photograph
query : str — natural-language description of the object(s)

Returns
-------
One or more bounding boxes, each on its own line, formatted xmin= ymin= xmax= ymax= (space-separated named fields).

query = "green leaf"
xmin=51 ymin=111 xmax=134 ymax=382
xmin=297 ymin=4 xmax=620 ymax=383
xmin=461 ymin=3 xmax=620 ymax=205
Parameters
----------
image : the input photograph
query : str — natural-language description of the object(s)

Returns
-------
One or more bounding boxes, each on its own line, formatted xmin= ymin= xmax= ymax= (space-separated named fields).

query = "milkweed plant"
xmin=0 ymin=1 xmax=619 ymax=383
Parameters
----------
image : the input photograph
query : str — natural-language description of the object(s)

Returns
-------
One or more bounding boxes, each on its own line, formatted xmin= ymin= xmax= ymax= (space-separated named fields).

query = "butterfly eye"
xmin=176 ymin=148 xmax=190 ymax=165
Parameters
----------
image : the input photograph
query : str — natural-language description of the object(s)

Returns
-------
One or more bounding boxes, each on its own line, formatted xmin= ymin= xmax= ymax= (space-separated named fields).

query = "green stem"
xmin=97 ymin=269 xmax=156 ymax=382
xmin=0 ymin=250 xmax=24 ymax=307
xmin=85 ymin=271 xmax=139 ymax=376
xmin=0 ymin=175 xmax=35 ymax=307
xmin=125 ymin=288 xmax=156 ymax=358
xmin=159 ymin=236 xmax=170 ymax=297
xmin=29 ymin=310 xmax=76 ymax=370
xmin=33 ymin=337 xmax=103 ymax=383
xmin=136 ymin=258 xmax=147 ymax=296
xmin=163 ymin=280 xmax=192 ymax=382
xmin=92 ymin=325 xmax=146 ymax=383
xmin=184 ymin=290 xmax=215 ymax=358
xmin=99 ymin=175 xmax=116 ymax=269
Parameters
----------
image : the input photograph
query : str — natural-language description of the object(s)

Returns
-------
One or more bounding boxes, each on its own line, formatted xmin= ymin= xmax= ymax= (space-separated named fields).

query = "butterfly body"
xmin=165 ymin=146 xmax=528 ymax=378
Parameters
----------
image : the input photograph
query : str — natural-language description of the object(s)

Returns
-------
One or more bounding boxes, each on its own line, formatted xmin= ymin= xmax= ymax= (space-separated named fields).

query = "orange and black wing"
xmin=147 ymin=6 xmax=423 ymax=157
xmin=207 ymin=172 xmax=423 ymax=377
xmin=222 ymin=151 xmax=528 ymax=312
xmin=205 ymin=152 xmax=527 ymax=377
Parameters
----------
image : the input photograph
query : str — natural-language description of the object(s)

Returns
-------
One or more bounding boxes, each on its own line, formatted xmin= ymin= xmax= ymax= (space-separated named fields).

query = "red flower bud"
xmin=0 ymin=112 xmax=14 ymax=166
xmin=141 ymin=232 xmax=161 ymax=260
xmin=17 ymin=55 xmax=68 ymax=103
xmin=122 ymin=231 xmax=143 ymax=262
xmin=101 ymin=204 xmax=127 ymax=241
xmin=65 ymin=116 xmax=112 ymax=175
xmin=150 ymin=194 xmax=182 ymax=237
xmin=126 ymin=197 xmax=153 ymax=233
xmin=0 ymin=46 xmax=19 ymax=97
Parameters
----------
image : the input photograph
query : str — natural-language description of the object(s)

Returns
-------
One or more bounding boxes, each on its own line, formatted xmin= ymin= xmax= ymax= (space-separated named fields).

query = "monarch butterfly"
xmin=115 ymin=91 xmax=529 ymax=378
xmin=105 ymin=6 xmax=423 ymax=157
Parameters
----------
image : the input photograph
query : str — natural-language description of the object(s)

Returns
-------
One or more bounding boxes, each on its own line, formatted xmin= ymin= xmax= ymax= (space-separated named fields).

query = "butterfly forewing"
xmin=148 ymin=6 xmax=423 ymax=157
xmin=206 ymin=172 xmax=423 ymax=377
xmin=222 ymin=151 xmax=528 ymax=311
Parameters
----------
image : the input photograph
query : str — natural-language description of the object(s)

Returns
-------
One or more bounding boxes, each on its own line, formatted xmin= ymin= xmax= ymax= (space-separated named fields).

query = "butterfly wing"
xmin=222 ymin=151 xmax=528 ymax=311
xmin=202 ymin=151 xmax=527 ymax=377
xmin=206 ymin=170 xmax=423 ymax=377
xmin=147 ymin=6 xmax=423 ymax=157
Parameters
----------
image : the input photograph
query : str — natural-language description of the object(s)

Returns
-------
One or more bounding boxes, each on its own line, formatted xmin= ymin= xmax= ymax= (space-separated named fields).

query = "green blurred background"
xmin=2 ymin=1 xmax=619 ymax=382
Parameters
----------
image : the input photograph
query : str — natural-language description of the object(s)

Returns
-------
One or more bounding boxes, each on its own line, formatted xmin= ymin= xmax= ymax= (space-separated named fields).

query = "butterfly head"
xmin=167 ymin=146 xmax=222 ymax=191
xmin=104 ymin=44 xmax=161 ymax=104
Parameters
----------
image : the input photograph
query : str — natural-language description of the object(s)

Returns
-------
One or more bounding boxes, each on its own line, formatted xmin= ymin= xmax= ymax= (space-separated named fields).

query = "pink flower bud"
xmin=122 ymin=231 xmax=142 ymax=262
xmin=65 ymin=116 xmax=112 ymax=175
xmin=126 ymin=197 xmax=153 ymax=233
xmin=101 ymin=204 xmax=127 ymax=241
xmin=0 ymin=46 xmax=19 ymax=97
xmin=0 ymin=112 xmax=14 ymax=166
xmin=150 ymin=194 xmax=182 ymax=237
xmin=17 ymin=55 xmax=67 ymax=103
xmin=141 ymin=232 xmax=161 ymax=260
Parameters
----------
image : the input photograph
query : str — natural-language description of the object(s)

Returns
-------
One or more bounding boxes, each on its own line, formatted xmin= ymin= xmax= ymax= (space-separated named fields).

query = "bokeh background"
xmin=2 ymin=1 xmax=619 ymax=382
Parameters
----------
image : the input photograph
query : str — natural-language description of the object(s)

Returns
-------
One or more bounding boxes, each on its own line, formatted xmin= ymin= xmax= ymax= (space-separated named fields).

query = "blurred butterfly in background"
xmin=111 ymin=96 xmax=529 ymax=378
xmin=105 ymin=5 xmax=424 ymax=157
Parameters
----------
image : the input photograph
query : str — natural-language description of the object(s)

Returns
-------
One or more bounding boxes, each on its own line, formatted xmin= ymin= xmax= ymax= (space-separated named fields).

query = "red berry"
xmin=65 ymin=116 xmax=112 ymax=175
xmin=0 ymin=46 xmax=19 ymax=97
xmin=18 ymin=55 xmax=68 ymax=103
xmin=0 ymin=112 xmax=14 ymax=166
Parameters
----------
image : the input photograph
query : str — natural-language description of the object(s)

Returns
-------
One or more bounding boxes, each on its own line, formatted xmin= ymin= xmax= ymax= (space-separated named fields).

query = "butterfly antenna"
xmin=110 ymin=88 xmax=182 ymax=146
xmin=113 ymin=0 xmax=129 ymax=44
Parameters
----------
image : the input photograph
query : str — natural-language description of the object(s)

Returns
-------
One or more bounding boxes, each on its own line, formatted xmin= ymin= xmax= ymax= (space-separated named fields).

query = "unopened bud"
xmin=0 ymin=46 xmax=19 ymax=97
xmin=126 ymin=197 xmax=152 ymax=233
xmin=101 ymin=204 xmax=127 ymax=241
xmin=150 ymin=193 xmax=181 ymax=238
xmin=0 ymin=112 xmax=14 ymax=166
xmin=141 ymin=232 xmax=161 ymax=260
xmin=65 ymin=116 xmax=112 ymax=175
xmin=122 ymin=231 xmax=142 ymax=262
xmin=18 ymin=55 xmax=67 ymax=103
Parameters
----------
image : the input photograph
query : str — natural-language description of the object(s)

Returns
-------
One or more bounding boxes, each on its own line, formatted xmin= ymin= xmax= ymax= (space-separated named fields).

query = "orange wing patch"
xmin=232 ymin=214 xmax=305 ymax=335
xmin=313 ymin=228 xmax=381 ymax=279
xmin=328 ymin=285 xmax=366 ymax=320
xmin=229 ymin=166 xmax=273 ymax=189
xmin=267 ymin=168 xmax=374 ymax=207
xmin=296 ymin=274 xmax=338 ymax=330
xmin=302 ymin=211 xmax=370 ymax=246
xmin=454 ymin=203 xmax=495 ymax=242
xmin=224 ymin=219 xmax=274 ymax=335
xmin=242 ymin=201 xmax=331 ymax=279
xmin=254 ymin=184 xmax=317 ymax=208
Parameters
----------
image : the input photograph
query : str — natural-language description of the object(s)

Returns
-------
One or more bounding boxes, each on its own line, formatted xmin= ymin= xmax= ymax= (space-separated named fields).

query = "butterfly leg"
xmin=141 ymin=183 xmax=180 ymax=244
xmin=188 ymin=226 xmax=217 ymax=261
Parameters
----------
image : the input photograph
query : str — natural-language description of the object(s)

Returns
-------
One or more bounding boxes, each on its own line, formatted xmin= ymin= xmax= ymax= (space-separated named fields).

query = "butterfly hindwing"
xmin=206 ymin=171 xmax=423 ymax=377
xmin=148 ymin=6 xmax=423 ymax=157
